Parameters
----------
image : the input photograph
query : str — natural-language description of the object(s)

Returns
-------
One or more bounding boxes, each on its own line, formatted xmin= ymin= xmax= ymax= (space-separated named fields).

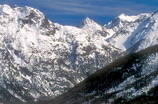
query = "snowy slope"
xmin=0 ymin=4 xmax=122 ymax=103
xmin=105 ymin=13 xmax=151 ymax=51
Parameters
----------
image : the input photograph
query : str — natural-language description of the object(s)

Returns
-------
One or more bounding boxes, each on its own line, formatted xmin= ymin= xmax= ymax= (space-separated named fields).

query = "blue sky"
xmin=0 ymin=0 xmax=158 ymax=26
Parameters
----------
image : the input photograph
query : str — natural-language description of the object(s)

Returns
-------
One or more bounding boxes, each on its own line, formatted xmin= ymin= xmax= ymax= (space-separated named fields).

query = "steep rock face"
xmin=0 ymin=4 xmax=121 ymax=103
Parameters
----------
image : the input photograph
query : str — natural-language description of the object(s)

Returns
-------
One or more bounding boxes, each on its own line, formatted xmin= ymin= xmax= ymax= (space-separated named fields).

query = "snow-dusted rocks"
xmin=0 ymin=4 xmax=158 ymax=103
xmin=0 ymin=4 xmax=121 ymax=103
xmin=104 ymin=12 xmax=158 ymax=52
xmin=49 ymin=45 xmax=158 ymax=104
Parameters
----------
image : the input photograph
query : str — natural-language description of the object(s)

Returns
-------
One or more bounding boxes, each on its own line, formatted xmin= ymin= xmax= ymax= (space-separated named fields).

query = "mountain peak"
xmin=104 ymin=13 xmax=149 ymax=30
xmin=79 ymin=17 xmax=97 ymax=27
xmin=0 ymin=4 xmax=45 ymax=19
xmin=82 ymin=17 xmax=96 ymax=25
xmin=117 ymin=13 xmax=139 ymax=22
xmin=0 ymin=4 xmax=52 ymax=29
xmin=79 ymin=17 xmax=102 ymax=30
xmin=0 ymin=4 xmax=11 ymax=8
xmin=0 ymin=4 xmax=13 ymax=14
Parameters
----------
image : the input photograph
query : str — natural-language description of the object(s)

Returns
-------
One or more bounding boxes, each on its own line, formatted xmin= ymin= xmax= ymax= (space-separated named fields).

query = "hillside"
xmin=42 ymin=45 xmax=158 ymax=104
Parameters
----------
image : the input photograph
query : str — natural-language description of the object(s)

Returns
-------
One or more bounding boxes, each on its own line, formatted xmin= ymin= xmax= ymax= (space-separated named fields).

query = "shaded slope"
xmin=41 ymin=45 xmax=158 ymax=104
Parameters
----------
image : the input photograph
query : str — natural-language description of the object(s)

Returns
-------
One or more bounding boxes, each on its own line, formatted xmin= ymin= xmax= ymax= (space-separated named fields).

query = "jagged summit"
xmin=79 ymin=17 xmax=102 ymax=30
xmin=118 ymin=13 xmax=140 ymax=22
xmin=0 ymin=4 xmax=51 ymax=28
xmin=0 ymin=4 xmax=55 ymax=37
xmin=0 ymin=4 xmax=12 ymax=13
xmin=81 ymin=17 xmax=96 ymax=25
xmin=105 ymin=13 xmax=150 ymax=29
xmin=0 ymin=4 xmax=44 ymax=17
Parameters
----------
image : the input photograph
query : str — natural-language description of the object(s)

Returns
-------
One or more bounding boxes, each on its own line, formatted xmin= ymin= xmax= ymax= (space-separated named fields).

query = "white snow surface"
xmin=118 ymin=13 xmax=140 ymax=22
xmin=105 ymin=13 xmax=156 ymax=51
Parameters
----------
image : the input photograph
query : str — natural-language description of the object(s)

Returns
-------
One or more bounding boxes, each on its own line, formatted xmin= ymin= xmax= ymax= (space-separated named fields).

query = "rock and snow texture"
xmin=91 ymin=47 xmax=158 ymax=104
xmin=51 ymin=45 xmax=158 ymax=104
xmin=105 ymin=13 xmax=151 ymax=51
xmin=104 ymin=52 xmax=158 ymax=103
xmin=0 ymin=4 xmax=158 ymax=103
xmin=0 ymin=4 xmax=121 ymax=102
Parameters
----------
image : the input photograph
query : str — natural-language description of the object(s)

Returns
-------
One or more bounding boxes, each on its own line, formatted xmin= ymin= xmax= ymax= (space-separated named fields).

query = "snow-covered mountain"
xmin=0 ymin=4 xmax=122 ymax=103
xmin=42 ymin=10 xmax=158 ymax=104
xmin=105 ymin=12 xmax=158 ymax=52
xmin=0 ymin=4 xmax=158 ymax=104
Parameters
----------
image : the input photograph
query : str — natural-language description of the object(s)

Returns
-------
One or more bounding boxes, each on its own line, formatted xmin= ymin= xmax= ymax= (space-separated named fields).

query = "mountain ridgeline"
xmin=0 ymin=4 xmax=122 ymax=103
xmin=0 ymin=4 xmax=158 ymax=104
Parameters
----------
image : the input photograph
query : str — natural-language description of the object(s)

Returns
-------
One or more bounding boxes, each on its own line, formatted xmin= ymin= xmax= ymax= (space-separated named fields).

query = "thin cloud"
xmin=33 ymin=0 xmax=156 ymax=16
xmin=3 ymin=0 xmax=157 ymax=16
xmin=0 ymin=0 xmax=157 ymax=25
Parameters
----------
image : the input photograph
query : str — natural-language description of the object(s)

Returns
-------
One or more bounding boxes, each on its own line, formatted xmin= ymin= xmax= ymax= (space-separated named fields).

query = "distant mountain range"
xmin=0 ymin=4 xmax=158 ymax=104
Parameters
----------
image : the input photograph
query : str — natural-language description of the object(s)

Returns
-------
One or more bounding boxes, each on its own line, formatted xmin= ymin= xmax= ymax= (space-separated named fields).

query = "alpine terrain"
xmin=0 ymin=4 xmax=121 ymax=103
xmin=0 ymin=4 xmax=158 ymax=104
xmin=44 ymin=45 xmax=158 ymax=104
